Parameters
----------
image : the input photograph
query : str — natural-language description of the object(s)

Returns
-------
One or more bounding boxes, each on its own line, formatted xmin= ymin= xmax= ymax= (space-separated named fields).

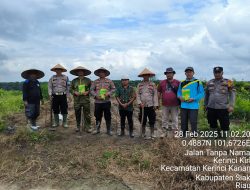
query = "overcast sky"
xmin=0 ymin=0 xmax=249 ymax=82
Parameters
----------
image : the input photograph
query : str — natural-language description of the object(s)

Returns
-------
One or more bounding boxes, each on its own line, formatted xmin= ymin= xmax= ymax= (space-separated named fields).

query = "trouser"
xmin=74 ymin=99 xmax=91 ymax=130
xmin=119 ymin=110 xmax=133 ymax=132
xmin=207 ymin=108 xmax=230 ymax=131
xmin=162 ymin=106 xmax=179 ymax=130
xmin=139 ymin=107 xmax=156 ymax=127
xmin=25 ymin=103 xmax=40 ymax=126
xmin=94 ymin=102 xmax=111 ymax=124
xmin=52 ymin=94 xmax=68 ymax=114
xmin=181 ymin=108 xmax=198 ymax=137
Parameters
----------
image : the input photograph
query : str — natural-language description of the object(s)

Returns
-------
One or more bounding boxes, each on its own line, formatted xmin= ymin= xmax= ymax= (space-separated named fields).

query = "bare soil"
xmin=0 ymin=99 xmax=246 ymax=190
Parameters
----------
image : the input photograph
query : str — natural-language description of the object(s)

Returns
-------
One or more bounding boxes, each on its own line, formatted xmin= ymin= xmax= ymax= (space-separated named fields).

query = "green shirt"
xmin=115 ymin=85 xmax=135 ymax=111
xmin=70 ymin=77 xmax=91 ymax=98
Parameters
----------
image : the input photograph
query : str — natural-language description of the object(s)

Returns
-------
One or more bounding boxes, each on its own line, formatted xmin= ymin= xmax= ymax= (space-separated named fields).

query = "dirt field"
xmin=0 ymin=99 xmax=246 ymax=190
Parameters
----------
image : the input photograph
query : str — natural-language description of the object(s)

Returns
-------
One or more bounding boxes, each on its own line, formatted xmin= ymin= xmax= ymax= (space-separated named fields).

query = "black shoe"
xmin=118 ymin=130 xmax=125 ymax=136
xmin=107 ymin=131 xmax=112 ymax=136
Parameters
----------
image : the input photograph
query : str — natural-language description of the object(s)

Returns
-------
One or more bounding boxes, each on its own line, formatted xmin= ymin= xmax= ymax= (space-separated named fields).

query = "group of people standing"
xmin=21 ymin=64 xmax=236 ymax=139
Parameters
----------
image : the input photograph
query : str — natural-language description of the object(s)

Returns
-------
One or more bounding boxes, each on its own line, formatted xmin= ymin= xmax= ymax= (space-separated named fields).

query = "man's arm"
xmin=228 ymin=80 xmax=236 ymax=112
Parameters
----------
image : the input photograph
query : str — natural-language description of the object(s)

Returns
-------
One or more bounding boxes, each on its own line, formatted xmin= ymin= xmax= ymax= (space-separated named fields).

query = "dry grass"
xmin=0 ymin=100 xmax=247 ymax=190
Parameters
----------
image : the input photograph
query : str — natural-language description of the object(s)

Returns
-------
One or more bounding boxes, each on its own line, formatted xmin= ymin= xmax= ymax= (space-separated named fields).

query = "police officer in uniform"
xmin=48 ymin=64 xmax=70 ymax=128
xmin=137 ymin=68 xmax=158 ymax=139
xmin=70 ymin=66 xmax=92 ymax=133
xmin=204 ymin=66 xmax=236 ymax=136
xmin=90 ymin=67 xmax=116 ymax=135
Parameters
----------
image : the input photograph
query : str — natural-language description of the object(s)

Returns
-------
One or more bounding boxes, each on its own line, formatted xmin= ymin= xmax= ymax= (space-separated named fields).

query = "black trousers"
xmin=119 ymin=110 xmax=133 ymax=131
xmin=207 ymin=108 xmax=230 ymax=131
xmin=52 ymin=94 xmax=68 ymax=114
xmin=139 ymin=107 xmax=156 ymax=127
xmin=94 ymin=102 xmax=111 ymax=124
xmin=181 ymin=108 xmax=198 ymax=136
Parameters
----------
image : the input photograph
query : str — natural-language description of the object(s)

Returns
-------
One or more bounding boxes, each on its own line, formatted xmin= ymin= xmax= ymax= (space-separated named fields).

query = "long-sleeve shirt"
xmin=115 ymin=85 xmax=136 ymax=111
xmin=177 ymin=78 xmax=204 ymax=109
xmin=204 ymin=78 xmax=236 ymax=109
xmin=22 ymin=79 xmax=43 ymax=104
xmin=48 ymin=74 xmax=70 ymax=96
xmin=70 ymin=77 xmax=91 ymax=102
xmin=90 ymin=78 xmax=116 ymax=103
xmin=137 ymin=81 xmax=158 ymax=107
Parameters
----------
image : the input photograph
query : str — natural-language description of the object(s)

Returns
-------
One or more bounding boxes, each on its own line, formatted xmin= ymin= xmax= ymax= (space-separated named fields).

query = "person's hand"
xmin=204 ymin=106 xmax=208 ymax=112
xmin=179 ymin=97 xmax=185 ymax=102
xmin=228 ymin=106 xmax=234 ymax=113
xmin=67 ymin=96 xmax=72 ymax=102
xmin=154 ymin=106 xmax=159 ymax=110
xmin=122 ymin=103 xmax=128 ymax=109
xmin=74 ymin=91 xmax=80 ymax=96
xmin=24 ymin=101 xmax=28 ymax=107
xmin=186 ymin=98 xmax=194 ymax=103
xmin=139 ymin=103 xmax=144 ymax=108
xmin=95 ymin=95 xmax=102 ymax=100
xmin=82 ymin=91 xmax=89 ymax=96
xmin=49 ymin=95 xmax=53 ymax=102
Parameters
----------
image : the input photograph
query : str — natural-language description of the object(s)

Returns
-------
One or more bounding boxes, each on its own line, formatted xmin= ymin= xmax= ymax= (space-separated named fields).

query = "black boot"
xmin=141 ymin=125 xmax=146 ymax=137
xmin=129 ymin=129 xmax=134 ymax=138
xmin=118 ymin=127 xmax=125 ymax=136
xmin=106 ymin=121 xmax=112 ymax=136
xmin=92 ymin=121 xmax=101 ymax=135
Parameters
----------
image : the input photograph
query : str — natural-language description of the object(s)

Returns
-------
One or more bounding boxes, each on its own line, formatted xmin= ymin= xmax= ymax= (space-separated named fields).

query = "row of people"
xmin=21 ymin=64 xmax=236 ymax=138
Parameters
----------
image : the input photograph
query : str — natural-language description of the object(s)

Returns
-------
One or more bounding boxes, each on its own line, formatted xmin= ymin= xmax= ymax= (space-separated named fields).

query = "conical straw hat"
xmin=138 ymin=68 xmax=155 ymax=77
xmin=94 ymin=67 xmax=110 ymax=77
xmin=70 ymin=66 xmax=91 ymax=76
xmin=51 ymin=64 xmax=67 ymax=72
xmin=21 ymin=69 xmax=45 ymax=80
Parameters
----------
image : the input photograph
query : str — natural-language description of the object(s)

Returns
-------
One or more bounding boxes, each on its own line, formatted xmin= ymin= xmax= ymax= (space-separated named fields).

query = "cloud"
xmin=0 ymin=0 xmax=249 ymax=82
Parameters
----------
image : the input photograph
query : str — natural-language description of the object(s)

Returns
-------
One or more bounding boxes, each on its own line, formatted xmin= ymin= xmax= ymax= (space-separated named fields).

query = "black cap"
xmin=164 ymin=67 xmax=176 ymax=75
xmin=213 ymin=66 xmax=223 ymax=73
xmin=185 ymin=67 xmax=194 ymax=72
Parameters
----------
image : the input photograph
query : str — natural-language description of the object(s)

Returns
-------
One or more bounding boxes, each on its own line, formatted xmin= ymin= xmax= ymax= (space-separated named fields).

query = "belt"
xmin=53 ymin=92 xmax=66 ymax=95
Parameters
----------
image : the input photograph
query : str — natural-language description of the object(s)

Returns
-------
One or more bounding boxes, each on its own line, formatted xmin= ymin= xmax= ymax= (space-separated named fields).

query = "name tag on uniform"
xmin=78 ymin=85 xmax=86 ymax=93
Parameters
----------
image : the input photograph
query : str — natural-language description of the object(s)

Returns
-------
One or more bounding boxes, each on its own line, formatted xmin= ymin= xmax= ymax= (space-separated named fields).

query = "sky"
xmin=0 ymin=0 xmax=250 ymax=82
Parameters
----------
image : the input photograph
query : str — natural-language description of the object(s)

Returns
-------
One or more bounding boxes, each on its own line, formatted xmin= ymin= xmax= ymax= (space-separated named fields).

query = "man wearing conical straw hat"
xmin=90 ymin=67 xmax=116 ymax=136
xmin=21 ymin=69 xmax=45 ymax=131
xmin=137 ymin=68 xmax=158 ymax=139
xmin=70 ymin=66 xmax=92 ymax=133
xmin=48 ymin=64 xmax=70 ymax=128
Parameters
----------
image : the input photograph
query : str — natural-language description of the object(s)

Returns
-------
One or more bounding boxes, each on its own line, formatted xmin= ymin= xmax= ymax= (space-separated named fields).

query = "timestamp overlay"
xmin=160 ymin=130 xmax=250 ymax=189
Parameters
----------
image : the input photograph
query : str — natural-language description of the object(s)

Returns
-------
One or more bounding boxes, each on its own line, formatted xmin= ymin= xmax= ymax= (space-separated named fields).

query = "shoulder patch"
xmin=228 ymin=80 xmax=233 ymax=87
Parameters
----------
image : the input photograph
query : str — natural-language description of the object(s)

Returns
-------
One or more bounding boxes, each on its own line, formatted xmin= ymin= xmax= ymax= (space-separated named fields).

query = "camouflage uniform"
xmin=71 ymin=77 xmax=91 ymax=131
xmin=205 ymin=78 xmax=236 ymax=131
